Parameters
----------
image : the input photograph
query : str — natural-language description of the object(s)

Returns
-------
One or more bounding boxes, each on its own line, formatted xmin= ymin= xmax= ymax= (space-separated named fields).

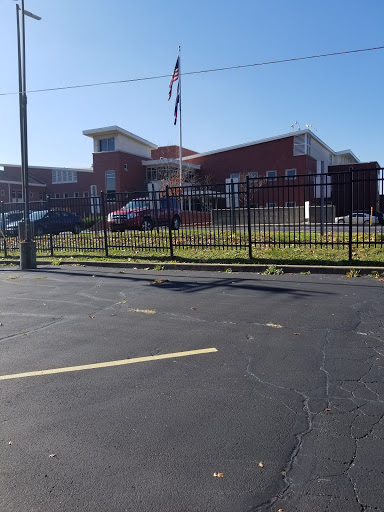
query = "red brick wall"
xmin=92 ymin=151 xmax=147 ymax=194
xmin=330 ymin=162 xmax=380 ymax=216
xmin=152 ymin=146 xmax=198 ymax=159
xmin=184 ymin=136 xmax=317 ymax=206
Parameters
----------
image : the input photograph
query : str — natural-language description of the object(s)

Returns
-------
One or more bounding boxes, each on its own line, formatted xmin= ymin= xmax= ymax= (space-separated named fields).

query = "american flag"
xmin=174 ymin=82 xmax=180 ymax=125
xmin=168 ymin=57 xmax=179 ymax=101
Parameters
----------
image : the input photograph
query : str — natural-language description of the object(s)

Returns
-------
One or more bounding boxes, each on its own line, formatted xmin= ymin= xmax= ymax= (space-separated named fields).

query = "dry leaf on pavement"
xmin=213 ymin=472 xmax=224 ymax=478
xmin=129 ymin=309 xmax=156 ymax=315
xmin=151 ymin=279 xmax=169 ymax=285
xmin=258 ymin=462 xmax=264 ymax=468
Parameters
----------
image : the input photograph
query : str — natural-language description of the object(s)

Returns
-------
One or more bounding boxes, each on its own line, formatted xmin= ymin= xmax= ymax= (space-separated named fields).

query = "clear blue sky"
xmin=0 ymin=0 xmax=383 ymax=169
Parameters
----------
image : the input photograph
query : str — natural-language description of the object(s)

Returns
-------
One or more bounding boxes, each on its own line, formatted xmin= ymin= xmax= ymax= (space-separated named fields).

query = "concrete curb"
xmin=1 ymin=259 xmax=384 ymax=275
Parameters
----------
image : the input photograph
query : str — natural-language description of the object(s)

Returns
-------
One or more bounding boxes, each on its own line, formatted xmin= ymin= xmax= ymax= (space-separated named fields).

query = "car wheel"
xmin=72 ymin=223 xmax=81 ymax=235
xmin=338 ymin=219 xmax=345 ymax=224
xmin=171 ymin=215 xmax=181 ymax=230
xmin=141 ymin=218 xmax=153 ymax=231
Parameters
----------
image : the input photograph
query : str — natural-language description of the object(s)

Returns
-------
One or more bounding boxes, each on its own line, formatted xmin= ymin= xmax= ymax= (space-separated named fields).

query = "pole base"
xmin=19 ymin=241 xmax=37 ymax=270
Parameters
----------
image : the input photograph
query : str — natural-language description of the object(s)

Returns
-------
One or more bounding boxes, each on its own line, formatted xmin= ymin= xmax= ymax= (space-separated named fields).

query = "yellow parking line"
xmin=0 ymin=347 xmax=218 ymax=381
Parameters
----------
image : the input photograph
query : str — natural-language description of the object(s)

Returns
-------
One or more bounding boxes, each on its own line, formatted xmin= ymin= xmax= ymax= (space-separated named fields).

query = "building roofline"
xmin=334 ymin=150 xmax=360 ymax=163
xmin=183 ymin=129 xmax=360 ymax=163
xmin=1 ymin=164 xmax=93 ymax=173
xmin=141 ymin=158 xmax=200 ymax=170
xmin=0 ymin=179 xmax=46 ymax=187
xmin=83 ymin=126 xmax=158 ymax=150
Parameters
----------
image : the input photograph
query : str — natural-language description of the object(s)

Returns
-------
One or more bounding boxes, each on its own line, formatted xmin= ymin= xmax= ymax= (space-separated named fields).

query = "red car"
xmin=107 ymin=197 xmax=181 ymax=232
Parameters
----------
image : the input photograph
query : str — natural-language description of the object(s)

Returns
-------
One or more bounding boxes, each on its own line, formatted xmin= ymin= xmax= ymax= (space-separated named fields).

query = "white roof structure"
xmin=83 ymin=126 xmax=158 ymax=150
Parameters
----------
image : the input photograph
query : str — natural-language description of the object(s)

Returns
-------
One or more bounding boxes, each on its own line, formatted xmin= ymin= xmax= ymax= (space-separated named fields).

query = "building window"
xmin=266 ymin=202 xmax=276 ymax=208
xmin=1 ymin=190 xmax=5 ymax=196
xmin=248 ymin=171 xmax=258 ymax=179
xmin=285 ymin=169 xmax=297 ymax=180
xmin=83 ymin=191 xmax=89 ymax=198
xmin=285 ymin=201 xmax=296 ymax=207
xmin=294 ymin=134 xmax=311 ymax=156
xmin=55 ymin=193 xmax=61 ymax=199
xmin=74 ymin=192 xmax=79 ymax=198
xmin=39 ymin=193 xmax=44 ymax=200
xmin=266 ymin=170 xmax=277 ymax=181
xmin=12 ymin=191 xmax=23 ymax=201
xmin=105 ymin=170 xmax=116 ymax=199
xmin=99 ymin=138 xmax=115 ymax=152
xmin=30 ymin=192 xmax=33 ymax=198
xmin=52 ymin=169 xmax=78 ymax=184
xmin=64 ymin=193 xmax=69 ymax=198
xmin=230 ymin=173 xmax=240 ymax=180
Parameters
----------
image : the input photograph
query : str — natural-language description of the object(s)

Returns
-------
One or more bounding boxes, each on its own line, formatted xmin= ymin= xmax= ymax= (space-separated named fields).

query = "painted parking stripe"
xmin=0 ymin=348 xmax=218 ymax=381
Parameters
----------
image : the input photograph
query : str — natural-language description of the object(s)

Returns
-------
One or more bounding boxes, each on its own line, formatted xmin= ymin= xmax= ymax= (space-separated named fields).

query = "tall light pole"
xmin=16 ymin=0 xmax=41 ymax=269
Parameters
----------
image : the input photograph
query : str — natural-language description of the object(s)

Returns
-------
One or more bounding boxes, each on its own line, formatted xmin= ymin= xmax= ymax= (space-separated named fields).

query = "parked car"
xmin=370 ymin=211 xmax=384 ymax=225
xmin=335 ymin=212 xmax=379 ymax=225
xmin=0 ymin=211 xmax=23 ymax=232
xmin=107 ymin=197 xmax=181 ymax=232
xmin=5 ymin=210 xmax=82 ymax=236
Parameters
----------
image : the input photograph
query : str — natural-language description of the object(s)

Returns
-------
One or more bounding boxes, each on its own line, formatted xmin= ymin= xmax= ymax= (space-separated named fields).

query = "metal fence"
xmin=0 ymin=167 xmax=383 ymax=260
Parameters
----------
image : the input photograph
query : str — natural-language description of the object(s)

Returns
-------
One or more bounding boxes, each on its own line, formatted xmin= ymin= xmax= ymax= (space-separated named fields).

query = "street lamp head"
xmin=23 ymin=9 xmax=41 ymax=20
xmin=13 ymin=1 xmax=41 ymax=20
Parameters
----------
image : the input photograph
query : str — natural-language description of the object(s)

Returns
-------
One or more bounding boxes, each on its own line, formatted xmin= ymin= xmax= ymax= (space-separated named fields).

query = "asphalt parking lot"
xmin=0 ymin=265 xmax=383 ymax=512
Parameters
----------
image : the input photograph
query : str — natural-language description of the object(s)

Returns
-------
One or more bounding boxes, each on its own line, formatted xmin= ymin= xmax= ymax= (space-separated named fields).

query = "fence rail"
xmin=0 ymin=167 xmax=383 ymax=260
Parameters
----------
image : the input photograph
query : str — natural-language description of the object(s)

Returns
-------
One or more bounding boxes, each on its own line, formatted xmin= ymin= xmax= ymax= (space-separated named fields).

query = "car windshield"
xmin=125 ymin=200 xmax=150 ymax=210
xmin=6 ymin=212 xmax=23 ymax=223
xmin=29 ymin=210 xmax=48 ymax=221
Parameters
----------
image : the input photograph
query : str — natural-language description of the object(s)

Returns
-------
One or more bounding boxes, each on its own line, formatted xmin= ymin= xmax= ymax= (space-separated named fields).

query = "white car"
xmin=335 ymin=213 xmax=378 ymax=225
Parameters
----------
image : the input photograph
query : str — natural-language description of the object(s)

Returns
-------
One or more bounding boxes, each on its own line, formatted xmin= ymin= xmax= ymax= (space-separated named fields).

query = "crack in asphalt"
xmin=0 ymin=318 xmax=65 ymax=344
xmin=224 ymin=299 xmax=384 ymax=512
xmin=269 ymin=299 xmax=384 ymax=512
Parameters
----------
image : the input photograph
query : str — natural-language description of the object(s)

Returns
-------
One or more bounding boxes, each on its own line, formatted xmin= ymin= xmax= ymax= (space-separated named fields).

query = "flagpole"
xmin=178 ymin=45 xmax=183 ymax=189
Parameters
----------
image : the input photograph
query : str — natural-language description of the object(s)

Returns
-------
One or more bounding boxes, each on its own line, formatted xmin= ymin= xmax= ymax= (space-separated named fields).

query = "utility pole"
xmin=16 ymin=0 xmax=41 ymax=269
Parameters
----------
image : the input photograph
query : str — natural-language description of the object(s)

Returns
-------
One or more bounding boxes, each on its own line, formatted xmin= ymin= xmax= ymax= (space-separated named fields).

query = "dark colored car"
xmin=371 ymin=211 xmax=384 ymax=225
xmin=107 ymin=197 xmax=181 ymax=232
xmin=5 ymin=210 xmax=82 ymax=236
xmin=0 ymin=211 xmax=24 ymax=232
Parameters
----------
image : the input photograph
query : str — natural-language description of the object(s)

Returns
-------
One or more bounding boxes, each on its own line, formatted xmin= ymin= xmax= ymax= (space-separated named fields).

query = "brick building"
xmin=1 ymin=126 xmax=381 ymax=211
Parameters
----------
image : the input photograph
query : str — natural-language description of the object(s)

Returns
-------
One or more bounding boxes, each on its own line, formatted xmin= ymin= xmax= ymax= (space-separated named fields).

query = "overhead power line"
xmin=0 ymin=45 xmax=383 ymax=97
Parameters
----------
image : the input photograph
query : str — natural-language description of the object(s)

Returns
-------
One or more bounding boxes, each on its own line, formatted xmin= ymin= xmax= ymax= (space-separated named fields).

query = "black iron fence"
xmin=0 ymin=167 xmax=383 ymax=260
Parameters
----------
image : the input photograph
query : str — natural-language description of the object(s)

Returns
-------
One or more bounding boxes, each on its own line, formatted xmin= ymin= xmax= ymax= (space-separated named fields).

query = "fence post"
xmin=246 ymin=176 xmax=253 ymax=260
xmin=166 ymin=186 xmax=174 ymax=258
xmin=1 ymin=202 xmax=7 ymax=258
xmin=231 ymin=179 xmax=236 ymax=233
xmin=47 ymin=195 xmax=54 ymax=257
xmin=320 ymin=167 xmax=325 ymax=237
xmin=152 ymin=183 xmax=160 ymax=233
xmin=101 ymin=191 xmax=109 ymax=257
xmin=348 ymin=167 xmax=353 ymax=262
